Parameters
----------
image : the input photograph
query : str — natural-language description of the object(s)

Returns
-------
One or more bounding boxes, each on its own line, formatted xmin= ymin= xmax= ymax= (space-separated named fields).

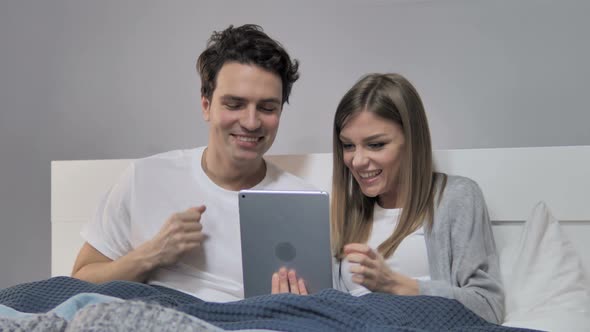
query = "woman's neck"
xmin=377 ymin=191 xmax=403 ymax=209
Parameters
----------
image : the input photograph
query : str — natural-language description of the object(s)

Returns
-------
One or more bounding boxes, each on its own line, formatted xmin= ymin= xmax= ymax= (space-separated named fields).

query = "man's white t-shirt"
xmin=81 ymin=147 xmax=314 ymax=302
xmin=333 ymin=204 xmax=431 ymax=296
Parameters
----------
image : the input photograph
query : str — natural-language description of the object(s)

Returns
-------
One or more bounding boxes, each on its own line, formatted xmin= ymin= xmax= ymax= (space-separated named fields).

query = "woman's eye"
xmin=341 ymin=143 xmax=354 ymax=150
xmin=368 ymin=142 xmax=385 ymax=149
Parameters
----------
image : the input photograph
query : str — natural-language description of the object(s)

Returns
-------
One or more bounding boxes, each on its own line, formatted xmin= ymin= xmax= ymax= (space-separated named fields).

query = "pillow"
xmin=500 ymin=201 xmax=590 ymax=331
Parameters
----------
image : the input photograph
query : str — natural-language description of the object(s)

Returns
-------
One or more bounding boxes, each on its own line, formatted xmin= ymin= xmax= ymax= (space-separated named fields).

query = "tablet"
xmin=238 ymin=189 xmax=333 ymax=298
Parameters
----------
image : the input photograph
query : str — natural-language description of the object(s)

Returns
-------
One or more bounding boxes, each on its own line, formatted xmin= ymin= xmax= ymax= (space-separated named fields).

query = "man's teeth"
xmin=236 ymin=136 xmax=258 ymax=142
xmin=359 ymin=170 xmax=381 ymax=179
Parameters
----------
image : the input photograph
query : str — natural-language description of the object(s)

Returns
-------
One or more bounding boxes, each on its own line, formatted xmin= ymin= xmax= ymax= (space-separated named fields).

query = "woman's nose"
xmin=351 ymin=149 xmax=369 ymax=169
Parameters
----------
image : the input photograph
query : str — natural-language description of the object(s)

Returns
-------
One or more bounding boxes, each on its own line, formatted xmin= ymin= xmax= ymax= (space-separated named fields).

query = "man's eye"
xmin=259 ymin=106 xmax=277 ymax=113
xmin=225 ymin=103 xmax=242 ymax=110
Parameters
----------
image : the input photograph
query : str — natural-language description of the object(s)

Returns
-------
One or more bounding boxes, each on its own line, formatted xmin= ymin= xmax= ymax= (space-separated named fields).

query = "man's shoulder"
xmin=133 ymin=147 xmax=203 ymax=169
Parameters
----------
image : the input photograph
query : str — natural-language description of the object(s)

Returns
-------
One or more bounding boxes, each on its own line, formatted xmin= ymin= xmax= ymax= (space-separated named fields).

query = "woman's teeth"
xmin=359 ymin=170 xmax=381 ymax=179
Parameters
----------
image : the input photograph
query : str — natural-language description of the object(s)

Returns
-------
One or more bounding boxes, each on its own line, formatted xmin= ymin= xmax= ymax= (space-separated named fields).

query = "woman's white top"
xmin=334 ymin=205 xmax=431 ymax=296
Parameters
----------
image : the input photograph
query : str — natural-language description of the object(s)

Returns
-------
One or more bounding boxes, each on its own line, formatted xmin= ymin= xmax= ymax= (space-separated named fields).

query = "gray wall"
xmin=1 ymin=0 xmax=589 ymax=288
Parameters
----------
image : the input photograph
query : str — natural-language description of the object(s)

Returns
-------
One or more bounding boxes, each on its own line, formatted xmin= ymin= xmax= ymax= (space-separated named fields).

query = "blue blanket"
xmin=0 ymin=277 xmax=535 ymax=331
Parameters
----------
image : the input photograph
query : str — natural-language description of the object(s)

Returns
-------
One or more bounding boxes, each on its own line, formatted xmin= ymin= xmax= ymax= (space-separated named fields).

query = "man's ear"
xmin=201 ymin=96 xmax=211 ymax=121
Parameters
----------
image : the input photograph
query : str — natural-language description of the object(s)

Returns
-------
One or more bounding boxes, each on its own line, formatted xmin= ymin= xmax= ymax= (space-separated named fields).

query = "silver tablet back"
xmin=238 ymin=190 xmax=332 ymax=298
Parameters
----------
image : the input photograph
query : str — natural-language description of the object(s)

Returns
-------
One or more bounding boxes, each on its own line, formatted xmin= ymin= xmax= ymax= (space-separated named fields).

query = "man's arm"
xmin=71 ymin=242 xmax=158 ymax=283
xmin=72 ymin=205 xmax=207 ymax=284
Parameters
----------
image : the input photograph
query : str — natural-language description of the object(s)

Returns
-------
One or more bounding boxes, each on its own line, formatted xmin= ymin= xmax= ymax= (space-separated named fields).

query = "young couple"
xmin=70 ymin=24 xmax=503 ymax=324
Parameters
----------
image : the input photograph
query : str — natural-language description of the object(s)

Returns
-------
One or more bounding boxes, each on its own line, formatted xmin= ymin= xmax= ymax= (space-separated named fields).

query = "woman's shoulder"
xmin=442 ymin=174 xmax=480 ymax=191
xmin=433 ymin=175 xmax=489 ymax=230
xmin=437 ymin=174 xmax=485 ymax=206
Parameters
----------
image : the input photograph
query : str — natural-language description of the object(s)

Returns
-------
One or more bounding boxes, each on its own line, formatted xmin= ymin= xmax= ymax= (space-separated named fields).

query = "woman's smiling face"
xmin=339 ymin=111 xmax=405 ymax=208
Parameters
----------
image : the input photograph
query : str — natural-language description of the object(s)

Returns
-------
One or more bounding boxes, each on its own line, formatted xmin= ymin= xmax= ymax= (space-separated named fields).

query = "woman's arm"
xmin=419 ymin=177 xmax=505 ymax=324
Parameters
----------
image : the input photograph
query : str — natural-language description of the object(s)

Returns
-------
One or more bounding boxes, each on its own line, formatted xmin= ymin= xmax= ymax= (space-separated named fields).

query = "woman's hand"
xmin=271 ymin=267 xmax=308 ymax=295
xmin=344 ymin=243 xmax=419 ymax=295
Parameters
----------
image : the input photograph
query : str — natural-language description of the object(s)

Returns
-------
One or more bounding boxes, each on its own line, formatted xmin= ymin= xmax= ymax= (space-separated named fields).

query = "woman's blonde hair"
xmin=331 ymin=73 xmax=446 ymax=259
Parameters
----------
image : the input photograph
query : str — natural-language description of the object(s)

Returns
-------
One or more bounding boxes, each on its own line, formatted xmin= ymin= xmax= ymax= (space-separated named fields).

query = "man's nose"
xmin=240 ymin=106 xmax=261 ymax=131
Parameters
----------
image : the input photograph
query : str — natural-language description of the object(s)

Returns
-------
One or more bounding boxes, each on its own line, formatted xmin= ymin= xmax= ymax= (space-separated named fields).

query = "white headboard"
xmin=51 ymin=146 xmax=590 ymax=279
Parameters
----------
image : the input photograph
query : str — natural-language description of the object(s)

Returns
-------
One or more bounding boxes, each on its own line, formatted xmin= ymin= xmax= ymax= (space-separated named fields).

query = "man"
xmin=71 ymin=24 xmax=312 ymax=302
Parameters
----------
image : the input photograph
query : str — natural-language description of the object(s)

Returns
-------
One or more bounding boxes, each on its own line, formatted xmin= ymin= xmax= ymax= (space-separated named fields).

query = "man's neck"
xmin=201 ymin=147 xmax=266 ymax=191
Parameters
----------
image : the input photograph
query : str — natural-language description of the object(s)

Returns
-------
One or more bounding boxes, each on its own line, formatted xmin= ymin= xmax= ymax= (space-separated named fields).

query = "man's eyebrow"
xmin=220 ymin=95 xmax=247 ymax=102
xmin=259 ymin=98 xmax=281 ymax=104
xmin=219 ymin=95 xmax=281 ymax=104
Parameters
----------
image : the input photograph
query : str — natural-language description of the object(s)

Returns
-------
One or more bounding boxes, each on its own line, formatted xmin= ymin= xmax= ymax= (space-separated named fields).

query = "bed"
xmin=47 ymin=145 xmax=590 ymax=331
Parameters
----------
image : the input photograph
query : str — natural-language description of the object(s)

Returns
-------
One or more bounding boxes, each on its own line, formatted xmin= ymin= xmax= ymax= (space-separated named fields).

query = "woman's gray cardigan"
xmin=419 ymin=175 xmax=505 ymax=324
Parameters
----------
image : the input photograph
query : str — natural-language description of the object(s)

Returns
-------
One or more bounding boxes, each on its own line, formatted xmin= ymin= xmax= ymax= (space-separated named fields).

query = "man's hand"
xmin=143 ymin=205 xmax=207 ymax=267
xmin=344 ymin=243 xmax=418 ymax=295
xmin=271 ymin=267 xmax=308 ymax=295
xmin=71 ymin=205 xmax=207 ymax=284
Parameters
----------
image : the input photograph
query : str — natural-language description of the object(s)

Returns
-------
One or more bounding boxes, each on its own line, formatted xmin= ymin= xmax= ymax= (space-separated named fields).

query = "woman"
xmin=330 ymin=73 xmax=504 ymax=324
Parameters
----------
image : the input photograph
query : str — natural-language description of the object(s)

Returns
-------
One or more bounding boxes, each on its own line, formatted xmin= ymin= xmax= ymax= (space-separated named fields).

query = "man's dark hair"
xmin=197 ymin=24 xmax=299 ymax=105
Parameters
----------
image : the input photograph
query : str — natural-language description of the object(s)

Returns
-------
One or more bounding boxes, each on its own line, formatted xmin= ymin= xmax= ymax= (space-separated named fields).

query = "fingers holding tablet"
xmin=271 ymin=267 xmax=308 ymax=295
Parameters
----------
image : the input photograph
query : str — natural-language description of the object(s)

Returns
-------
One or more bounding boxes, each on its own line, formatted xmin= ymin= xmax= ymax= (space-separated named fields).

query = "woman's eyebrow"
xmin=362 ymin=133 xmax=388 ymax=142
xmin=339 ymin=133 xmax=389 ymax=142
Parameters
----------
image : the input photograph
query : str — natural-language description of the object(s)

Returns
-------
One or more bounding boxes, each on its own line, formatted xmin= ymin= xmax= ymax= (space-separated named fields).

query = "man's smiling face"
xmin=202 ymin=62 xmax=283 ymax=165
